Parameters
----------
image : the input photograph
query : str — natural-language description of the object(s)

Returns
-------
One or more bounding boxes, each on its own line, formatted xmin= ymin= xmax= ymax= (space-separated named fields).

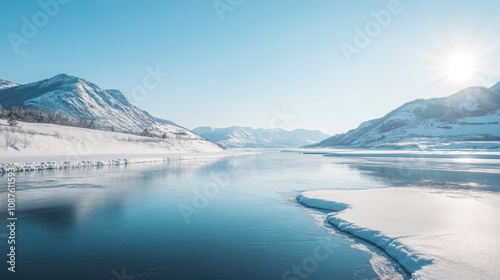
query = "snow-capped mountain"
xmin=0 ymin=74 xmax=210 ymax=141
xmin=193 ymin=126 xmax=329 ymax=148
xmin=311 ymin=83 xmax=500 ymax=149
xmin=0 ymin=79 xmax=18 ymax=89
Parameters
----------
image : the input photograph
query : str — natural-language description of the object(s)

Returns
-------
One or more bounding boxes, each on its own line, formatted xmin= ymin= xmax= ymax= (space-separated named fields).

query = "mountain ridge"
xmin=0 ymin=74 xmax=210 ymax=142
xmin=193 ymin=126 xmax=329 ymax=148
xmin=0 ymin=79 xmax=18 ymax=89
xmin=310 ymin=84 xmax=500 ymax=149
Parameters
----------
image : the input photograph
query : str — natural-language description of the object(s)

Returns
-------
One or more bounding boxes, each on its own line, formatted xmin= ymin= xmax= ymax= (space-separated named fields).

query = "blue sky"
xmin=1 ymin=0 xmax=500 ymax=134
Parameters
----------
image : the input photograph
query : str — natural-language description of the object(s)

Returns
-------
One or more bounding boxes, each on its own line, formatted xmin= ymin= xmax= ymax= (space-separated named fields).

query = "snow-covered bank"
xmin=0 ymin=153 xmax=244 ymax=173
xmin=297 ymin=189 xmax=500 ymax=279
xmin=324 ymin=150 xmax=500 ymax=159
xmin=0 ymin=119 xmax=226 ymax=160
xmin=284 ymin=148 xmax=500 ymax=158
xmin=0 ymin=120 xmax=255 ymax=173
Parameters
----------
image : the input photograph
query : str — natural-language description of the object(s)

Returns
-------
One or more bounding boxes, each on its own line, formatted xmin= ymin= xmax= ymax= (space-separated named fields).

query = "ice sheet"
xmin=298 ymin=188 xmax=500 ymax=279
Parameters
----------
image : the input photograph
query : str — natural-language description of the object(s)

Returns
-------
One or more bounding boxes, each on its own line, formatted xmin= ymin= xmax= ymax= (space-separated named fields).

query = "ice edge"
xmin=0 ymin=153 xmax=240 ymax=173
xmin=296 ymin=192 xmax=433 ymax=278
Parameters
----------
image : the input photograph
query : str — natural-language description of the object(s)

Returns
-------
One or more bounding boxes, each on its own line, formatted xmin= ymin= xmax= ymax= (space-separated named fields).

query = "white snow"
xmin=352 ymin=109 xmax=500 ymax=149
xmin=323 ymin=150 xmax=500 ymax=160
xmin=297 ymin=188 xmax=500 ymax=279
xmin=0 ymin=156 xmax=233 ymax=173
xmin=0 ymin=79 xmax=18 ymax=89
xmin=0 ymin=120 xmax=228 ymax=169
xmin=315 ymin=85 xmax=500 ymax=149
xmin=491 ymin=82 xmax=500 ymax=94
xmin=193 ymin=126 xmax=329 ymax=148
xmin=1 ymin=74 xmax=202 ymax=139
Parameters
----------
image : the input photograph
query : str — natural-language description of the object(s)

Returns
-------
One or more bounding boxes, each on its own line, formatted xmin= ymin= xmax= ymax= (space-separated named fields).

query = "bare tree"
xmin=4 ymin=130 xmax=15 ymax=150
xmin=7 ymin=114 xmax=18 ymax=127
xmin=141 ymin=128 xmax=152 ymax=137
xmin=20 ymin=133 xmax=32 ymax=149
xmin=87 ymin=120 xmax=96 ymax=129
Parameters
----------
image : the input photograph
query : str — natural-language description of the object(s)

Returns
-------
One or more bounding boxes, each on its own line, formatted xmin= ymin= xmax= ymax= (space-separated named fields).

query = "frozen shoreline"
xmin=283 ymin=148 xmax=500 ymax=158
xmin=0 ymin=155 xmax=192 ymax=173
xmin=0 ymin=120 xmax=250 ymax=173
xmin=297 ymin=188 xmax=500 ymax=279
xmin=0 ymin=151 xmax=254 ymax=173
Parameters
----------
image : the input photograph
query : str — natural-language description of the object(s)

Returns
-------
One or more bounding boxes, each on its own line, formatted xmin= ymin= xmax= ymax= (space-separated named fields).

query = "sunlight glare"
xmin=445 ymin=51 xmax=477 ymax=82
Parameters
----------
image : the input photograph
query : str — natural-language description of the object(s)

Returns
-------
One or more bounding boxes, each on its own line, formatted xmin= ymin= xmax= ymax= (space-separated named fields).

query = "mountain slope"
xmin=0 ymin=79 xmax=18 ymax=89
xmin=193 ymin=126 xmax=329 ymax=148
xmin=311 ymin=84 xmax=500 ymax=149
xmin=0 ymin=74 xmax=206 ymax=141
xmin=0 ymin=118 xmax=224 ymax=163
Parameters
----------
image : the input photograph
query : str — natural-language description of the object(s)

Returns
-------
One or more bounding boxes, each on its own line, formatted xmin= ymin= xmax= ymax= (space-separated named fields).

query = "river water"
xmin=2 ymin=150 xmax=498 ymax=279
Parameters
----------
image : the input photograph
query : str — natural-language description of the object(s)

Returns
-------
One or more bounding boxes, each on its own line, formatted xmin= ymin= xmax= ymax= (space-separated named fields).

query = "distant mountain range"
xmin=193 ymin=126 xmax=329 ymax=148
xmin=0 ymin=74 xmax=215 ymax=143
xmin=0 ymin=79 xmax=18 ymax=89
xmin=310 ymin=83 xmax=500 ymax=149
xmin=4 ymin=74 xmax=498 ymax=151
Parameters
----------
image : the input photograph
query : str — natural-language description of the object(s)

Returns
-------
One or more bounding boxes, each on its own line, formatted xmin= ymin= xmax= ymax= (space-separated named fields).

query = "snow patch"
xmin=297 ymin=193 xmax=432 ymax=275
xmin=1 ymin=156 xmax=202 ymax=173
xmin=297 ymin=189 xmax=500 ymax=279
xmin=0 ymin=120 xmax=224 ymax=165
xmin=0 ymin=79 xmax=19 ymax=89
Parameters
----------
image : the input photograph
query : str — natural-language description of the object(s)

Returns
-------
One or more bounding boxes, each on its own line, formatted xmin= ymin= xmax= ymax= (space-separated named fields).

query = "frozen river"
xmin=1 ymin=150 xmax=499 ymax=279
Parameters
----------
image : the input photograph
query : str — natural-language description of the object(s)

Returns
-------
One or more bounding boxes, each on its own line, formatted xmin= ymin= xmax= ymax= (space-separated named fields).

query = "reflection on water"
xmin=1 ymin=151 xmax=496 ymax=280
xmin=339 ymin=157 xmax=500 ymax=191
xmin=23 ymin=205 xmax=77 ymax=228
xmin=0 ymin=153 xmax=383 ymax=280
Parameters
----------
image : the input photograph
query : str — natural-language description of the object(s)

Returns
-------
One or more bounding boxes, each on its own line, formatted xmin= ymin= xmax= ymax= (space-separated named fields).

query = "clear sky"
xmin=1 ymin=0 xmax=500 ymax=134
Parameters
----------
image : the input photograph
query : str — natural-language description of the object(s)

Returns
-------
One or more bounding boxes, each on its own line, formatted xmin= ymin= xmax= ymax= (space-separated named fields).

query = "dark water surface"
xmin=1 ymin=150 xmax=498 ymax=279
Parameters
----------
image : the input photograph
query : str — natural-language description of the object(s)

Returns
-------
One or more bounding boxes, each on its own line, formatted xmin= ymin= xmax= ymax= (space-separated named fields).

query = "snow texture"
xmin=0 ymin=74 xmax=204 ymax=139
xmin=312 ymin=85 xmax=500 ymax=149
xmin=0 ymin=79 xmax=18 ymax=89
xmin=0 ymin=120 xmax=225 ymax=167
xmin=297 ymin=188 xmax=500 ymax=279
xmin=193 ymin=126 xmax=329 ymax=148
xmin=1 ymin=157 xmax=181 ymax=173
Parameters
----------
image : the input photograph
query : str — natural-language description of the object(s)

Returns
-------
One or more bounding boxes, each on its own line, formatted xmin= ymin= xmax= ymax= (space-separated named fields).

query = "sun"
xmin=444 ymin=51 xmax=477 ymax=82
xmin=425 ymin=38 xmax=495 ymax=94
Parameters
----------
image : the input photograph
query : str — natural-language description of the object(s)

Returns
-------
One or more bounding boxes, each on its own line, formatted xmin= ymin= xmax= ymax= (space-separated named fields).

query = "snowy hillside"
xmin=0 ymin=79 xmax=18 ymax=89
xmin=311 ymin=83 xmax=500 ymax=149
xmin=0 ymin=74 xmax=200 ymax=139
xmin=0 ymin=119 xmax=223 ymax=164
xmin=193 ymin=126 xmax=329 ymax=148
